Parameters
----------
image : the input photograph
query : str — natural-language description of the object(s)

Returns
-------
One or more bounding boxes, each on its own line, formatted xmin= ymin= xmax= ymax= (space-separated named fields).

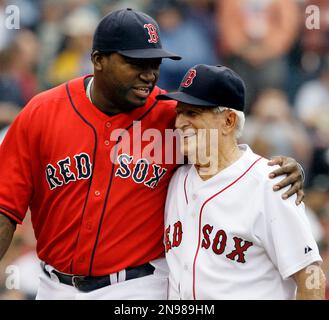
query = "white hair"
xmin=213 ymin=106 xmax=245 ymax=139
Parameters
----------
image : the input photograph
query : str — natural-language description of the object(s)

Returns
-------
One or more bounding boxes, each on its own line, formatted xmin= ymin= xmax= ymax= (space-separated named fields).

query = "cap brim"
xmin=156 ymin=91 xmax=218 ymax=107
xmin=118 ymin=48 xmax=181 ymax=60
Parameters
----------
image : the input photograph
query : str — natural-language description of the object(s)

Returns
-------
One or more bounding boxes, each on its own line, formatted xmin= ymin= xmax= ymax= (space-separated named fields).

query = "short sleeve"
xmin=256 ymin=179 xmax=322 ymax=279
xmin=0 ymin=107 xmax=34 ymax=224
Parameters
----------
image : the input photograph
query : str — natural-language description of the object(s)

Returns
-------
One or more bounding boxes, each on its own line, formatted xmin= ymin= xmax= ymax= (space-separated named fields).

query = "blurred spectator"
xmin=148 ymin=0 xmax=218 ymax=90
xmin=305 ymin=175 xmax=329 ymax=216
xmin=65 ymin=0 xmax=92 ymax=12
xmin=0 ymin=29 xmax=38 ymax=129
xmin=217 ymin=0 xmax=301 ymax=111
xmin=96 ymin=0 xmax=146 ymax=14
xmin=295 ymin=59 xmax=329 ymax=185
xmin=0 ymin=47 xmax=25 ymax=107
xmin=295 ymin=60 xmax=329 ymax=126
xmin=241 ymin=89 xmax=313 ymax=171
xmin=306 ymin=111 xmax=329 ymax=184
xmin=11 ymin=30 xmax=40 ymax=102
xmin=182 ymin=0 xmax=218 ymax=54
xmin=45 ymin=7 xmax=99 ymax=87
xmin=37 ymin=0 xmax=66 ymax=89
xmin=0 ymin=30 xmax=39 ymax=106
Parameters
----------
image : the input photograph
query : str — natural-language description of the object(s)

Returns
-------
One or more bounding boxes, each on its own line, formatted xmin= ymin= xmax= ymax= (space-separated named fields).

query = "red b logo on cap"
xmin=144 ymin=24 xmax=159 ymax=43
xmin=181 ymin=69 xmax=197 ymax=88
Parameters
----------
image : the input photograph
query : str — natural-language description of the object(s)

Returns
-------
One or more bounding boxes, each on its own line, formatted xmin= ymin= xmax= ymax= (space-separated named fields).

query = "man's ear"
xmin=223 ymin=111 xmax=237 ymax=135
xmin=91 ymin=51 xmax=104 ymax=71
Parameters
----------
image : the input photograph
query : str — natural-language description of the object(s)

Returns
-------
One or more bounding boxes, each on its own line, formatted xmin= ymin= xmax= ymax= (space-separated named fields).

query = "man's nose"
xmin=140 ymin=68 xmax=157 ymax=83
xmin=175 ymin=112 xmax=189 ymax=129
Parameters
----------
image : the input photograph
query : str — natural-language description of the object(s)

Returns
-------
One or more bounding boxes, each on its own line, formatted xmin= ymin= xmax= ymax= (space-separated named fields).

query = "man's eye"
xmin=150 ymin=63 xmax=161 ymax=69
xmin=126 ymin=59 xmax=140 ymax=66
xmin=150 ymin=60 xmax=162 ymax=68
xmin=126 ymin=58 xmax=161 ymax=69
xmin=186 ymin=111 xmax=197 ymax=117
xmin=175 ymin=110 xmax=197 ymax=117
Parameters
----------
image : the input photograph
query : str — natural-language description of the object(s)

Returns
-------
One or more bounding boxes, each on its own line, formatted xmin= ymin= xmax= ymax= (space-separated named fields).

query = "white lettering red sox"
xmin=45 ymin=153 xmax=92 ymax=190
xmin=115 ymin=153 xmax=167 ymax=188
xmin=45 ymin=152 xmax=167 ymax=190
xmin=165 ymin=221 xmax=253 ymax=263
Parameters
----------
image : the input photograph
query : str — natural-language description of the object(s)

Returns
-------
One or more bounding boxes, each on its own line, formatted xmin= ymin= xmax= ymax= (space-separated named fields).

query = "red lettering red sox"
xmin=165 ymin=221 xmax=253 ymax=263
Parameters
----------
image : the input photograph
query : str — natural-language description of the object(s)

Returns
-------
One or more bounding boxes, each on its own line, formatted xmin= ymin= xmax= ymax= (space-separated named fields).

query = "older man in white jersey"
xmin=156 ymin=64 xmax=326 ymax=300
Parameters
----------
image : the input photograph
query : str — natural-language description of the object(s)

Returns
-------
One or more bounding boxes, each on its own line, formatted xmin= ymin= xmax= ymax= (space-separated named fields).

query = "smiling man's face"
xmin=175 ymin=103 xmax=225 ymax=165
xmin=93 ymin=52 xmax=161 ymax=112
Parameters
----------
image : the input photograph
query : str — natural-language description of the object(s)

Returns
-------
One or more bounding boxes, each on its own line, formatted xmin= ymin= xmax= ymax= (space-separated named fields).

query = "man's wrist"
xmin=297 ymin=162 xmax=306 ymax=183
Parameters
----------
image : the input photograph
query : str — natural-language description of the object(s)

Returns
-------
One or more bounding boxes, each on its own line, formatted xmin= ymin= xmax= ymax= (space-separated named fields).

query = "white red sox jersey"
xmin=0 ymin=75 xmax=178 ymax=276
xmin=165 ymin=145 xmax=322 ymax=300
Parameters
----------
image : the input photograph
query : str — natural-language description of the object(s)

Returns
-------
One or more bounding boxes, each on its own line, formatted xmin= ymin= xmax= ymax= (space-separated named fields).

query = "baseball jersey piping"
xmin=184 ymin=173 xmax=189 ymax=204
xmin=88 ymin=97 xmax=161 ymax=275
xmin=65 ymin=82 xmax=99 ymax=274
xmin=191 ymin=156 xmax=262 ymax=300
xmin=0 ymin=207 xmax=23 ymax=224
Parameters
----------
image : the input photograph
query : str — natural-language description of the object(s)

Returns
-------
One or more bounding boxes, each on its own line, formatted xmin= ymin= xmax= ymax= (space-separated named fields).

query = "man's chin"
xmin=120 ymin=99 xmax=146 ymax=112
xmin=184 ymin=150 xmax=197 ymax=164
xmin=185 ymin=151 xmax=212 ymax=167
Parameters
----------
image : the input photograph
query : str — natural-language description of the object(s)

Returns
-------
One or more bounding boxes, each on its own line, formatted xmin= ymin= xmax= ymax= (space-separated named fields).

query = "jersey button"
xmin=192 ymin=194 xmax=197 ymax=200
xmin=105 ymin=122 xmax=111 ymax=128
xmin=104 ymin=140 xmax=110 ymax=146
xmin=184 ymin=264 xmax=188 ymax=271
xmin=95 ymin=191 xmax=101 ymax=197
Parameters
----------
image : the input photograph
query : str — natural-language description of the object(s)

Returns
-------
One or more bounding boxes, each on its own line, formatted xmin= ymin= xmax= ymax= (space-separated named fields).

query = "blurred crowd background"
xmin=0 ymin=0 xmax=328 ymax=300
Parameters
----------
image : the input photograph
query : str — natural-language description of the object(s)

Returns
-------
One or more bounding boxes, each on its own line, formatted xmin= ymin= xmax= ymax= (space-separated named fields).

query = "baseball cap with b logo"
xmin=156 ymin=64 xmax=246 ymax=111
xmin=92 ymin=8 xmax=181 ymax=60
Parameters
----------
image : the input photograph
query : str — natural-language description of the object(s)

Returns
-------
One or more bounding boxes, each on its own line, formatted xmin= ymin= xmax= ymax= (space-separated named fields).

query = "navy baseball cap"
xmin=92 ymin=8 xmax=181 ymax=60
xmin=156 ymin=64 xmax=246 ymax=111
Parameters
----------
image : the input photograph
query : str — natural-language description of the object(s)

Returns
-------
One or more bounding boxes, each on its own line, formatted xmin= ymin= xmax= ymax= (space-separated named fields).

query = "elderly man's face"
xmin=175 ymin=103 xmax=225 ymax=165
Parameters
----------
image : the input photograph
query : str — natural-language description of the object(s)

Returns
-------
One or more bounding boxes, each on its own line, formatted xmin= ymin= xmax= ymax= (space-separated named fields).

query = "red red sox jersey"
xmin=0 ymin=76 xmax=179 ymax=276
xmin=165 ymin=145 xmax=322 ymax=300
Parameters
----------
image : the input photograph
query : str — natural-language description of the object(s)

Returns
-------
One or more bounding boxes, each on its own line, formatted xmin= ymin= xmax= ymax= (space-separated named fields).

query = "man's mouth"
xmin=132 ymin=87 xmax=151 ymax=99
xmin=182 ymin=129 xmax=196 ymax=139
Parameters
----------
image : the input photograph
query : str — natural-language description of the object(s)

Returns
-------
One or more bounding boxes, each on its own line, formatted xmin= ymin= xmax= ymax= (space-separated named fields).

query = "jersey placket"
xmin=179 ymin=170 xmax=203 ymax=300
xmin=71 ymin=119 xmax=119 ymax=275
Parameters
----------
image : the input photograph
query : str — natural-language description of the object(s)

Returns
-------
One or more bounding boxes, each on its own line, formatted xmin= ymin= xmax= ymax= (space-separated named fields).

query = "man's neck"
xmin=84 ymin=76 xmax=122 ymax=116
